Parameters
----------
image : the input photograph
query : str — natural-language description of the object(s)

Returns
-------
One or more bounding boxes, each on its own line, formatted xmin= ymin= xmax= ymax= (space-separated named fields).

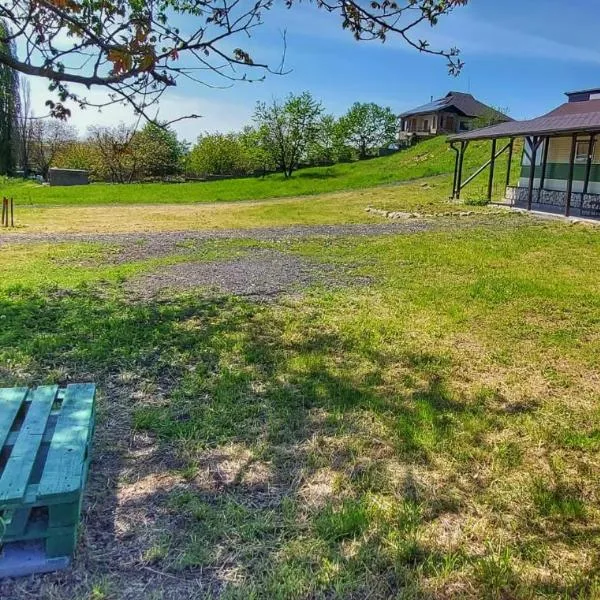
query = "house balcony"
xmin=504 ymin=185 xmax=600 ymax=219
xmin=399 ymin=129 xmax=439 ymax=141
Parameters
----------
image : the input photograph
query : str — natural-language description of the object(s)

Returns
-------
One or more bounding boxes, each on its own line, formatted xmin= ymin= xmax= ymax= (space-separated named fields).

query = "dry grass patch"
xmin=3 ymin=175 xmax=492 ymax=235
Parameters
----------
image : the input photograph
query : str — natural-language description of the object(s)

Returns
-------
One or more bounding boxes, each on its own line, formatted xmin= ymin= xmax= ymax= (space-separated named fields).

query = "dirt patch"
xmin=0 ymin=218 xmax=528 ymax=264
xmin=126 ymin=249 xmax=367 ymax=301
xmin=0 ymin=222 xmax=432 ymax=253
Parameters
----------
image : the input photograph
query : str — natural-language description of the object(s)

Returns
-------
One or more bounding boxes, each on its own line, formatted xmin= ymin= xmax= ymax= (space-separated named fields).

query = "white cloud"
xmin=429 ymin=15 xmax=600 ymax=65
xmin=277 ymin=4 xmax=600 ymax=67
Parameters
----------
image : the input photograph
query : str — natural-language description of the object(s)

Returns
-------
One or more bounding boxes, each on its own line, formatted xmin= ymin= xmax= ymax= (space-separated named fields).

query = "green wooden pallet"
xmin=0 ymin=384 xmax=96 ymax=571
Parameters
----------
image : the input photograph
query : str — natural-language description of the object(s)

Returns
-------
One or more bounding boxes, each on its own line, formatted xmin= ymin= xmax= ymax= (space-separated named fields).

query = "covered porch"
xmin=447 ymin=107 xmax=600 ymax=220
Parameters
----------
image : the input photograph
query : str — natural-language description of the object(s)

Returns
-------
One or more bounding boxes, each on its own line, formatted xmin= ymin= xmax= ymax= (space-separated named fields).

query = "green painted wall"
xmin=520 ymin=163 xmax=600 ymax=182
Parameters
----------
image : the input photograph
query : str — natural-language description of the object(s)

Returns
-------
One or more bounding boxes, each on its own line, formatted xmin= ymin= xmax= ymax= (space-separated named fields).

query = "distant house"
xmin=447 ymin=87 xmax=600 ymax=219
xmin=398 ymin=91 xmax=511 ymax=139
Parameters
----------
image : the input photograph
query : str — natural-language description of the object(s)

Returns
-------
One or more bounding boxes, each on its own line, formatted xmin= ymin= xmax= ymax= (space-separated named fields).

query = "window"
xmin=576 ymin=139 xmax=595 ymax=163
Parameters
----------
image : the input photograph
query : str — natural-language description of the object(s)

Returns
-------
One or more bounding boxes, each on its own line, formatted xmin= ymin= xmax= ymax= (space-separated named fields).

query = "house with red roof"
xmin=399 ymin=91 xmax=511 ymax=138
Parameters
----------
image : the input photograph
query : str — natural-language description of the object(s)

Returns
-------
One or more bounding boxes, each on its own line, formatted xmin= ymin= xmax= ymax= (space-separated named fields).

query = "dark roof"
xmin=566 ymin=87 xmax=600 ymax=97
xmin=549 ymin=99 xmax=600 ymax=115
xmin=399 ymin=91 xmax=511 ymax=121
xmin=448 ymin=98 xmax=600 ymax=141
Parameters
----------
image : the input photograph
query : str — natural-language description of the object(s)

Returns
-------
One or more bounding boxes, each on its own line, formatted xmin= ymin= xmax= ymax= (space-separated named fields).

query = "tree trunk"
xmin=359 ymin=141 xmax=367 ymax=160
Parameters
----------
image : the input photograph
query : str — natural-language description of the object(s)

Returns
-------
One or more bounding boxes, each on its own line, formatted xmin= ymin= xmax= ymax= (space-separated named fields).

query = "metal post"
xmin=565 ymin=133 xmax=578 ymax=217
xmin=456 ymin=141 xmax=467 ymax=200
xmin=538 ymin=137 xmax=550 ymax=201
xmin=527 ymin=136 xmax=540 ymax=211
xmin=487 ymin=138 xmax=497 ymax=201
xmin=450 ymin=142 xmax=460 ymax=198
xmin=505 ymin=138 xmax=514 ymax=188
xmin=583 ymin=133 xmax=596 ymax=196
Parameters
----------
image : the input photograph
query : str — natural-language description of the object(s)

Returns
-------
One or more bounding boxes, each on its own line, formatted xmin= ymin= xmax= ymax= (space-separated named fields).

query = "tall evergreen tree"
xmin=0 ymin=19 xmax=19 ymax=175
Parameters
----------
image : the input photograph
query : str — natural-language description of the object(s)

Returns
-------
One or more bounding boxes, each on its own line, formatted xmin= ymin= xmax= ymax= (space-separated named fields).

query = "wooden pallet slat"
xmin=2 ymin=521 xmax=76 ymax=544
xmin=0 ymin=383 xmax=96 ymax=577
xmin=0 ymin=386 xmax=58 ymax=505
xmin=2 ymin=507 xmax=31 ymax=537
xmin=37 ymin=384 xmax=95 ymax=502
xmin=0 ymin=388 xmax=28 ymax=449
xmin=45 ymin=528 xmax=78 ymax=558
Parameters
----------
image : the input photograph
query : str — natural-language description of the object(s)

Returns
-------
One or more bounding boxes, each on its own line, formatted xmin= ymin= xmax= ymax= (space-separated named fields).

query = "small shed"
xmin=48 ymin=168 xmax=89 ymax=187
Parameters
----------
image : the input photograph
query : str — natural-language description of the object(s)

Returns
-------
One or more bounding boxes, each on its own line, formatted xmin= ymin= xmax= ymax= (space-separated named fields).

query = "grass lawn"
xmin=0 ymin=136 xmax=520 ymax=207
xmin=3 ymin=142 xmax=521 ymax=234
xmin=0 ymin=209 xmax=599 ymax=598
xmin=4 ymin=176 xmax=506 ymax=234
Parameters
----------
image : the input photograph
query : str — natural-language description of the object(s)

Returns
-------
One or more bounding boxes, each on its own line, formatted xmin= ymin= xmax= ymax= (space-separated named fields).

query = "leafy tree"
xmin=254 ymin=92 xmax=323 ymax=178
xmin=30 ymin=119 xmax=78 ymax=178
xmin=87 ymin=124 xmax=138 ymax=183
xmin=238 ymin=126 xmax=275 ymax=176
xmin=0 ymin=19 xmax=19 ymax=175
xmin=0 ymin=2 xmax=466 ymax=121
xmin=187 ymin=133 xmax=247 ymax=177
xmin=52 ymin=141 xmax=101 ymax=176
xmin=187 ymin=128 xmax=273 ymax=177
xmin=134 ymin=122 xmax=185 ymax=177
xmin=52 ymin=122 xmax=185 ymax=182
xmin=472 ymin=105 xmax=511 ymax=129
xmin=339 ymin=102 xmax=398 ymax=159
xmin=306 ymin=115 xmax=349 ymax=165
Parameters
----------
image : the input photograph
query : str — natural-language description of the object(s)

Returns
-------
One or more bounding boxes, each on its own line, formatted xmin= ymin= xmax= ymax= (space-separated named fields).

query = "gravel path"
xmin=0 ymin=222 xmax=432 ymax=263
xmin=126 ymin=249 xmax=369 ymax=301
xmin=0 ymin=221 xmax=429 ymax=245
xmin=0 ymin=216 xmax=524 ymax=262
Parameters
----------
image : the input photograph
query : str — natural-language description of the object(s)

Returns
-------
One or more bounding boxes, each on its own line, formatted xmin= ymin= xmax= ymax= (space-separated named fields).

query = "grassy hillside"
xmin=0 ymin=136 xmax=522 ymax=206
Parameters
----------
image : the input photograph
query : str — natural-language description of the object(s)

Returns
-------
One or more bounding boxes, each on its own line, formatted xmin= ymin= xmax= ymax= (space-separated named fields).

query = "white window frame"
xmin=575 ymin=139 xmax=595 ymax=163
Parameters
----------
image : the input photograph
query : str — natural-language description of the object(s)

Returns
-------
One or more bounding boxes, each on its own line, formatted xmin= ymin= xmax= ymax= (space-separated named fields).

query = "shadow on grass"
xmin=294 ymin=170 xmax=338 ymax=181
xmin=0 ymin=284 xmax=593 ymax=598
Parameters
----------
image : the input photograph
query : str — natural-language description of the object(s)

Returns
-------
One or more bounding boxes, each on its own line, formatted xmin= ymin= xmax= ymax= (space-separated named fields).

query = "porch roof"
xmin=448 ymin=100 xmax=600 ymax=141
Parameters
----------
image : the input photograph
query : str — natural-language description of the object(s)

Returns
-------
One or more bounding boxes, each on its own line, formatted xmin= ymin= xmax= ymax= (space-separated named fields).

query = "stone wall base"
xmin=505 ymin=186 xmax=600 ymax=217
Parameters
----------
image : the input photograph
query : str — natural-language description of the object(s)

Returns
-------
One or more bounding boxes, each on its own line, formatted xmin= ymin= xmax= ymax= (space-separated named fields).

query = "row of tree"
xmin=52 ymin=122 xmax=185 ymax=183
xmin=191 ymin=92 xmax=398 ymax=179
xmin=3 ymin=84 xmax=399 ymax=182
xmin=0 ymin=0 xmax=466 ymax=181
xmin=0 ymin=20 xmax=399 ymax=182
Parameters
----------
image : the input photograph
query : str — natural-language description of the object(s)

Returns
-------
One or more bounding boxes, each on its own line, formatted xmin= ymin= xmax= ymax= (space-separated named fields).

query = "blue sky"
xmin=26 ymin=0 xmax=600 ymax=141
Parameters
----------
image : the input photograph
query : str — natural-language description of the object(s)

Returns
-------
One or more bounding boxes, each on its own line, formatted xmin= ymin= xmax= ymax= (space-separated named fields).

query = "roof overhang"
xmin=447 ymin=111 xmax=600 ymax=142
xmin=565 ymin=87 xmax=600 ymax=97
xmin=400 ymin=106 xmax=469 ymax=119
